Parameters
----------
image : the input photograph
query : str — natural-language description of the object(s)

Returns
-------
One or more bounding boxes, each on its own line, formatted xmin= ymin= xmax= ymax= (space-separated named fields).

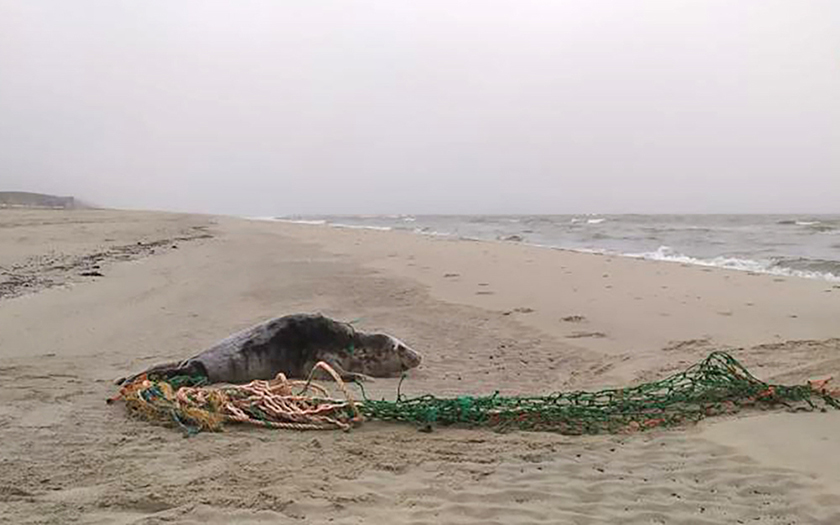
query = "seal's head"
xmin=350 ymin=333 xmax=422 ymax=377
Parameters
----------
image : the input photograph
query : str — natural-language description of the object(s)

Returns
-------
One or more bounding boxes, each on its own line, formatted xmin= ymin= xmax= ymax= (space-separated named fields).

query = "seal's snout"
xmin=395 ymin=339 xmax=422 ymax=371
xmin=351 ymin=332 xmax=421 ymax=376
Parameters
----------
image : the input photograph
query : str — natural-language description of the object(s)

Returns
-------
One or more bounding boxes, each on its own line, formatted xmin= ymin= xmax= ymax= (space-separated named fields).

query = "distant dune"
xmin=0 ymin=191 xmax=92 ymax=209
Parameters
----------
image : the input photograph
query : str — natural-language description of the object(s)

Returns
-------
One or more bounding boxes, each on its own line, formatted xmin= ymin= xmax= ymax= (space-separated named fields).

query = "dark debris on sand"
xmin=0 ymin=229 xmax=213 ymax=300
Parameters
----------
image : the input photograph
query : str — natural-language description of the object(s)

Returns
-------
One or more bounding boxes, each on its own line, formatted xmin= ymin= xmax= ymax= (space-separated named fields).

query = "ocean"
xmin=267 ymin=215 xmax=840 ymax=282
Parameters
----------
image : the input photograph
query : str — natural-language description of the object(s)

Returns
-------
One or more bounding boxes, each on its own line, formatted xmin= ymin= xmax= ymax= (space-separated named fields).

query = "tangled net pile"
xmin=109 ymin=362 xmax=362 ymax=435
xmin=111 ymin=352 xmax=840 ymax=436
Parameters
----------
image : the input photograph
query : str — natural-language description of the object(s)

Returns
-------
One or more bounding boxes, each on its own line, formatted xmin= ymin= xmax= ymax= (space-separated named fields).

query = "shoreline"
xmin=254 ymin=216 xmax=840 ymax=283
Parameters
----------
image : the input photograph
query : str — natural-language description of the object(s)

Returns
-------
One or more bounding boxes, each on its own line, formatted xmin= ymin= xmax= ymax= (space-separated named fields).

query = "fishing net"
xmin=110 ymin=352 xmax=840 ymax=436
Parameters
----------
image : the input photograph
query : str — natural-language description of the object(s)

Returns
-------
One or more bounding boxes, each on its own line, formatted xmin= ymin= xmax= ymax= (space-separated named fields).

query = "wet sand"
xmin=2 ymin=209 xmax=839 ymax=524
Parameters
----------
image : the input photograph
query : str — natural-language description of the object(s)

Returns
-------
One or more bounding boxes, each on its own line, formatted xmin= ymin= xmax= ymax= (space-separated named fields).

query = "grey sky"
xmin=1 ymin=1 xmax=838 ymax=215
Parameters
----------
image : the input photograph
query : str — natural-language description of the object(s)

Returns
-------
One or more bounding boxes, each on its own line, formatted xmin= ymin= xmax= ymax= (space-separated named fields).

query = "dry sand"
xmin=1 ymin=209 xmax=840 ymax=524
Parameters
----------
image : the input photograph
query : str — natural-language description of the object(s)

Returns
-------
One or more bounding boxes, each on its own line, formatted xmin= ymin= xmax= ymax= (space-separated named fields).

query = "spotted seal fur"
xmin=117 ymin=313 xmax=421 ymax=385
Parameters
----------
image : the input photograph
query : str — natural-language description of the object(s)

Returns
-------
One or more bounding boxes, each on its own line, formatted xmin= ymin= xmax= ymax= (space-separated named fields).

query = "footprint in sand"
xmin=443 ymin=273 xmax=460 ymax=278
xmin=661 ymin=338 xmax=713 ymax=352
xmin=561 ymin=315 xmax=586 ymax=323
xmin=567 ymin=331 xmax=607 ymax=339
xmin=503 ymin=307 xmax=535 ymax=316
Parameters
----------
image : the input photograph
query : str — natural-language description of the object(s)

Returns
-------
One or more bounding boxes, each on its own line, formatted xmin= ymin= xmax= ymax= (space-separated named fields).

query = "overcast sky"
xmin=0 ymin=1 xmax=838 ymax=215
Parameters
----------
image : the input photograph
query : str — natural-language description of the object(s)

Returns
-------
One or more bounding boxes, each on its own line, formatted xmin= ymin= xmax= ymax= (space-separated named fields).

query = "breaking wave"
xmin=627 ymin=246 xmax=840 ymax=282
xmin=274 ymin=218 xmax=327 ymax=225
xmin=246 ymin=217 xmax=328 ymax=225
xmin=330 ymin=223 xmax=392 ymax=231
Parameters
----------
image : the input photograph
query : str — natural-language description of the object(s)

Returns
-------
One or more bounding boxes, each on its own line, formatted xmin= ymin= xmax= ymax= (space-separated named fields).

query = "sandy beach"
xmin=2 ymin=208 xmax=840 ymax=525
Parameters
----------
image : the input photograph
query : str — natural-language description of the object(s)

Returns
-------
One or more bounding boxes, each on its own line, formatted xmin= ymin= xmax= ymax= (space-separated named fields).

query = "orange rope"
xmin=113 ymin=361 xmax=364 ymax=432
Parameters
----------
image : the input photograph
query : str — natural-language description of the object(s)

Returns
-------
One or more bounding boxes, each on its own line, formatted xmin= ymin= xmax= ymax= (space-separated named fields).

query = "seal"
xmin=117 ymin=313 xmax=421 ymax=385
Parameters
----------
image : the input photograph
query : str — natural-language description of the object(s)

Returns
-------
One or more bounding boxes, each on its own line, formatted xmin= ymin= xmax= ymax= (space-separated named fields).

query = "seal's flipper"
xmin=117 ymin=359 xmax=198 ymax=386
